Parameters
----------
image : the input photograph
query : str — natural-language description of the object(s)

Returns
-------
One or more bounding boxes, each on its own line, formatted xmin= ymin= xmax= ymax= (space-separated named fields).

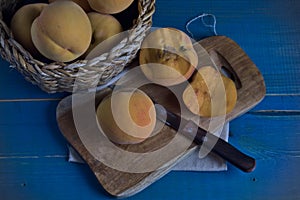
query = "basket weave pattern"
xmin=0 ymin=0 xmax=155 ymax=93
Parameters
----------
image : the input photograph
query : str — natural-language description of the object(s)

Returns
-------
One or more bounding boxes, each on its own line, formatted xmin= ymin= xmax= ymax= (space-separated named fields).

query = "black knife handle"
xmin=156 ymin=104 xmax=256 ymax=173
xmin=193 ymin=129 xmax=256 ymax=173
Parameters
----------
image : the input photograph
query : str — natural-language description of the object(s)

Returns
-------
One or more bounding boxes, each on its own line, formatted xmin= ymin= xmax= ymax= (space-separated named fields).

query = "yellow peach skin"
xmin=96 ymin=90 xmax=156 ymax=144
xmin=183 ymin=66 xmax=238 ymax=117
xmin=84 ymin=12 xmax=122 ymax=57
xmin=10 ymin=3 xmax=47 ymax=57
xmin=48 ymin=0 xmax=92 ymax=12
xmin=139 ymin=28 xmax=198 ymax=86
xmin=31 ymin=1 xmax=92 ymax=62
xmin=88 ymin=0 xmax=134 ymax=14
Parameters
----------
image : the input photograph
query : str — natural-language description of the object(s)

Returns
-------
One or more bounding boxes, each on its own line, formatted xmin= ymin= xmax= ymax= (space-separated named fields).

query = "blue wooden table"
xmin=1 ymin=0 xmax=300 ymax=199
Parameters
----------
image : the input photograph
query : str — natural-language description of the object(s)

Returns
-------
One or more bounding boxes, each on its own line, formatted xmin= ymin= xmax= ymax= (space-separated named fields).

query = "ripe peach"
xmin=96 ymin=89 xmax=156 ymax=144
xmin=84 ymin=12 xmax=122 ymax=57
xmin=139 ymin=28 xmax=198 ymax=86
xmin=31 ymin=1 xmax=92 ymax=62
xmin=48 ymin=0 xmax=92 ymax=12
xmin=10 ymin=3 xmax=47 ymax=57
xmin=88 ymin=0 xmax=134 ymax=14
xmin=183 ymin=66 xmax=237 ymax=117
xmin=84 ymin=31 xmax=125 ymax=60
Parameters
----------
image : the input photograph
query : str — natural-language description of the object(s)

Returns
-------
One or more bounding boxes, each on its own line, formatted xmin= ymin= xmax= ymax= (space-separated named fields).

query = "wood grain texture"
xmin=56 ymin=36 xmax=265 ymax=197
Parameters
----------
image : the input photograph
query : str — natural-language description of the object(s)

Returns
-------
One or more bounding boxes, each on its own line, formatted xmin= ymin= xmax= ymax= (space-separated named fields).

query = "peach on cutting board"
xmin=48 ymin=0 xmax=92 ymax=12
xmin=31 ymin=1 xmax=92 ymax=62
xmin=183 ymin=66 xmax=237 ymax=117
xmin=88 ymin=0 xmax=134 ymax=14
xmin=139 ymin=27 xmax=198 ymax=86
xmin=10 ymin=3 xmax=47 ymax=57
xmin=96 ymin=89 xmax=156 ymax=144
xmin=84 ymin=12 xmax=122 ymax=57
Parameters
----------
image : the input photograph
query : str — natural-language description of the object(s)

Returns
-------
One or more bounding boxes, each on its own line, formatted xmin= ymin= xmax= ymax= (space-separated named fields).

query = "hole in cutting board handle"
xmin=208 ymin=50 xmax=242 ymax=89
xmin=220 ymin=66 xmax=242 ymax=89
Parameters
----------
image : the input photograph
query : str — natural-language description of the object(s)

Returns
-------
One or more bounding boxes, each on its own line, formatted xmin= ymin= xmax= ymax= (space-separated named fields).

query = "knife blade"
xmin=155 ymin=104 xmax=256 ymax=173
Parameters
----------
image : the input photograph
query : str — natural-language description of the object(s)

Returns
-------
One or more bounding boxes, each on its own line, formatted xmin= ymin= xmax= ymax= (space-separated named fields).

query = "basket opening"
xmin=113 ymin=0 xmax=139 ymax=30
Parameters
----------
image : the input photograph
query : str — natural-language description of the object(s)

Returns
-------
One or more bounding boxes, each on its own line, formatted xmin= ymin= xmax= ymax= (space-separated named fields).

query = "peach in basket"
xmin=31 ymin=1 xmax=92 ymax=62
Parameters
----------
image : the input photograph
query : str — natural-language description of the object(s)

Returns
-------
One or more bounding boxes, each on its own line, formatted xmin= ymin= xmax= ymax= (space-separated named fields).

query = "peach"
xmin=88 ymin=0 xmax=134 ymax=14
xmin=31 ymin=1 xmax=92 ymax=62
xmin=10 ymin=3 xmax=47 ymax=57
xmin=183 ymin=66 xmax=237 ymax=117
xmin=139 ymin=28 xmax=198 ymax=86
xmin=84 ymin=31 xmax=125 ymax=60
xmin=84 ymin=12 xmax=122 ymax=57
xmin=96 ymin=89 xmax=156 ymax=144
xmin=48 ymin=0 xmax=92 ymax=12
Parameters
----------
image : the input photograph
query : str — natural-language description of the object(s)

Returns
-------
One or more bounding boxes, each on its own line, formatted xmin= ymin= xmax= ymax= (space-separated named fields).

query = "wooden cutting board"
xmin=56 ymin=36 xmax=266 ymax=197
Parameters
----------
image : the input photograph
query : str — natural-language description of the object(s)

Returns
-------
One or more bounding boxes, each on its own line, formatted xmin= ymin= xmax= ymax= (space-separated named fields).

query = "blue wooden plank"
xmin=0 ymin=101 xmax=67 ymax=156
xmin=0 ymin=100 xmax=59 ymax=125
xmin=0 ymin=153 xmax=299 ymax=200
xmin=250 ymin=95 xmax=300 ymax=111
xmin=0 ymin=158 xmax=110 ymax=200
xmin=230 ymin=114 xmax=300 ymax=156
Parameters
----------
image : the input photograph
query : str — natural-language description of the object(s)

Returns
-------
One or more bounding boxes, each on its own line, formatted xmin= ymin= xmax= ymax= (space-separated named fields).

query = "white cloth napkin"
xmin=68 ymin=123 xmax=229 ymax=171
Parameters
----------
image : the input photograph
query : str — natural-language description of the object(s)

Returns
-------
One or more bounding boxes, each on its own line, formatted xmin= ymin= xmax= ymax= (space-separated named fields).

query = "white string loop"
xmin=186 ymin=13 xmax=218 ymax=39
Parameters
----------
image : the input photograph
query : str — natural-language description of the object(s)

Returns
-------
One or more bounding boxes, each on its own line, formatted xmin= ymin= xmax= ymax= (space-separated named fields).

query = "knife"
xmin=155 ymin=104 xmax=256 ymax=173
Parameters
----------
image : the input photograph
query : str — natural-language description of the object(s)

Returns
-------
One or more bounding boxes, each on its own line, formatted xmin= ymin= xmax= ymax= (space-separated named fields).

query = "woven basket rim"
xmin=1 ymin=0 xmax=155 ymax=67
xmin=0 ymin=0 xmax=156 ymax=93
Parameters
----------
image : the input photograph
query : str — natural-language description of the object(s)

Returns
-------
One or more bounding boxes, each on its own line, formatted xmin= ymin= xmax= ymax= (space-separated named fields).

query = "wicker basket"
xmin=0 ymin=0 xmax=155 ymax=93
